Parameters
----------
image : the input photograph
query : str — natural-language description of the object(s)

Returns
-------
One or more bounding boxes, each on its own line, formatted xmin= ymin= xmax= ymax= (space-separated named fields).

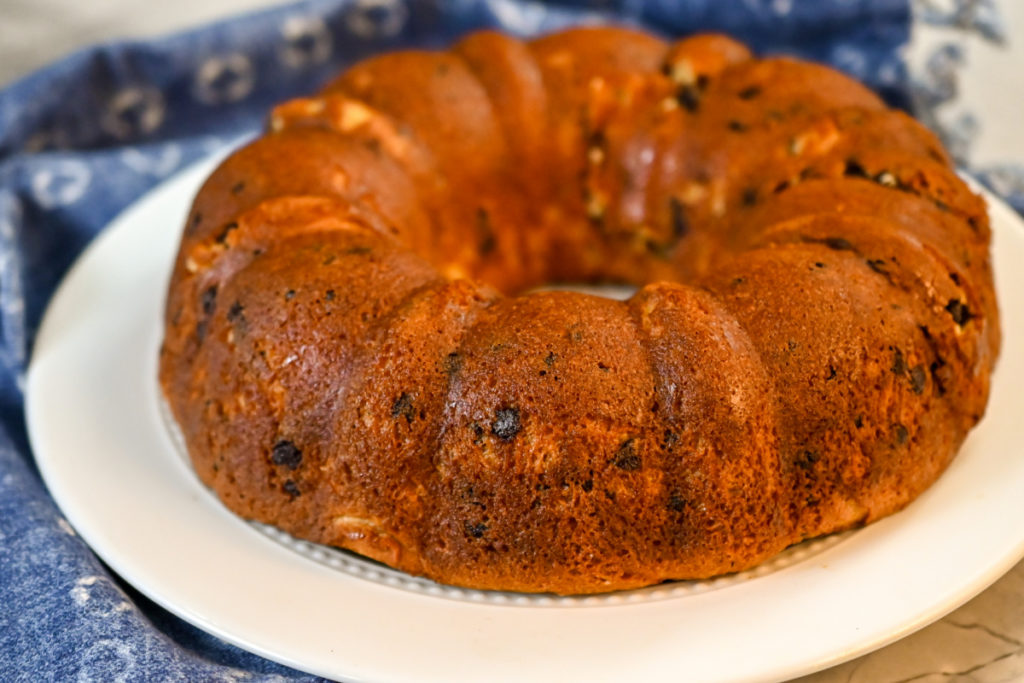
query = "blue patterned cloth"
xmin=1 ymin=0 xmax=998 ymax=679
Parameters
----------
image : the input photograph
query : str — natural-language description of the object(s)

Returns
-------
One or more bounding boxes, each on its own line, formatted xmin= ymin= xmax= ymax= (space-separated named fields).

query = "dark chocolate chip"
xmin=854 ymin=414 xmax=864 ymax=429
xmin=814 ymin=261 xmax=826 ymax=269
xmin=774 ymin=180 xmax=790 ymax=194
xmin=325 ymin=289 xmax=335 ymax=301
xmin=470 ymin=422 xmax=485 ymax=445
xmin=893 ymin=423 xmax=909 ymax=446
xmin=909 ymin=365 xmax=927 ymax=394
xmin=215 ymin=221 xmax=237 ymax=244
xmin=391 ymin=393 xmax=415 ymax=423
xmin=826 ymin=365 xmax=837 ymax=381
xmin=738 ymin=85 xmax=761 ymax=99
xmin=676 ymin=84 xmax=701 ymax=112
xmin=892 ymin=348 xmax=907 ymax=376
xmin=201 ymin=285 xmax=218 ymax=316
xmin=844 ymin=159 xmax=869 ymax=178
xmin=741 ymin=187 xmax=758 ymax=206
xmin=283 ymin=480 xmax=300 ymax=498
xmin=544 ymin=351 xmax=557 ymax=367
xmin=271 ymin=440 xmax=303 ymax=469
xmin=669 ymin=196 xmax=689 ymax=239
xmin=612 ymin=438 xmax=641 ymax=471
xmin=727 ymin=120 xmax=748 ymax=132
xmin=930 ymin=359 xmax=948 ymax=397
xmin=823 ymin=236 xmax=854 ymax=251
xmin=581 ymin=479 xmax=594 ymax=492
xmin=795 ymin=450 xmax=820 ymax=470
xmin=667 ymin=494 xmax=687 ymax=512
xmin=285 ymin=289 xmax=296 ymax=301
xmin=227 ymin=301 xmax=244 ymax=322
xmin=945 ymin=298 xmax=973 ymax=326
xmin=867 ymin=258 xmax=888 ymax=274
xmin=476 ymin=208 xmax=496 ymax=255
xmin=464 ymin=521 xmax=487 ymax=538
xmin=491 ymin=407 xmax=521 ymax=441
xmin=444 ymin=351 xmax=462 ymax=376
xmin=231 ymin=181 xmax=245 ymax=195
xmin=663 ymin=429 xmax=679 ymax=448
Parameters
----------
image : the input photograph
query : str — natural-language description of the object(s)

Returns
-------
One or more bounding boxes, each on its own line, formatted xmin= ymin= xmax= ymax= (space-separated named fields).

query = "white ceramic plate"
xmin=26 ymin=151 xmax=1024 ymax=683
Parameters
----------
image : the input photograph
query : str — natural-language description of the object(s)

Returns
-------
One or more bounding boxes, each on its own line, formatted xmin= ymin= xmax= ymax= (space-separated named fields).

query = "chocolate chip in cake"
xmin=892 ymin=348 xmax=907 ymax=375
xmin=283 ymin=479 xmax=300 ymax=498
xmin=667 ymin=494 xmax=687 ymax=512
xmin=826 ymin=365 xmax=837 ymax=381
xmin=663 ymin=429 xmax=679 ymax=449
xmin=201 ymin=285 xmax=218 ymax=316
xmin=795 ymin=449 xmax=820 ymax=470
xmin=909 ymin=365 xmax=927 ymax=394
xmin=823 ymin=236 xmax=854 ymax=251
xmin=581 ymin=479 xmax=594 ymax=492
xmin=669 ymin=197 xmax=689 ymax=239
xmin=738 ymin=85 xmax=761 ymax=99
xmin=476 ymin=207 xmax=496 ymax=255
xmin=893 ymin=423 xmax=909 ymax=446
xmin=215 ymin=221 xmax=237 ymax=244
xmin=285 ymin=289 xmax=296 ymax=301
xmin=465 ymin=521 xmax=488 ymax=538
xmin=727 ymin=120 xmax=748 ymax=132
xmin=676 ymin=84 xmax=701 ymax=112
xmin=325 ymin=289 xmax=335 ymax=301
xmin=470 ymin=421 xmax=485 ymax=445
xmin=491 ymin=407 xmax=521 ymax=441
xmin=741 ymin=187 xmax=758 ymax=206
xmin=271 ymin=440 xmax=303 ymax=469
xmin=844 ymin=159 xmax=869 ymax=178
xmin=227 ymin=301 xmax=245 ymax=322
xmin=391 ymin=393 xmax=415 ymax=423
xmin=945 ymin=298 xmax=973 ymax=326
xmin=612 ymin=438 xmax=641 ymax=471
xmin=544 ymin=351 xmax=557 ymax=367
xmin=444 ymin=351 xmax=463 ymax=376
xmin=867 ymin=258 xmax=888 ymax=274
xmin=854 ymin=414 xmax=864 ymax=428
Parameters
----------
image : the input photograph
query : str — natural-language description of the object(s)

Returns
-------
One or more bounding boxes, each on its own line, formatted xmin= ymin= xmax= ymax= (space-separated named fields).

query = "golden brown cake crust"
xmin=159 ymin=27 xmax=999 ymax=595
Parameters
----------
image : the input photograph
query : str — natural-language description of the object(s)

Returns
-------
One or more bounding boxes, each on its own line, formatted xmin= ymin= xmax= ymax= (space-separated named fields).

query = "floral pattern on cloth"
xmin=908 ymin=0 xmax=1024 ymax=213
xmin=1 ymin=0 xmax=1013 ymax=679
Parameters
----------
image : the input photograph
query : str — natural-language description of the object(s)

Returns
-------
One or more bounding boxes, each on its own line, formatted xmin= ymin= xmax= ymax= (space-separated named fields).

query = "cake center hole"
xmin=528 ymin=283 xmax=638 ymax=301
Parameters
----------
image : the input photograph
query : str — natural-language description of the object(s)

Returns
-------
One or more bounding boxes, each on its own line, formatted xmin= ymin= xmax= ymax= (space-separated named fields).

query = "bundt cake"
xmin=159 ymin=27 xmax=1000 ymax=595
